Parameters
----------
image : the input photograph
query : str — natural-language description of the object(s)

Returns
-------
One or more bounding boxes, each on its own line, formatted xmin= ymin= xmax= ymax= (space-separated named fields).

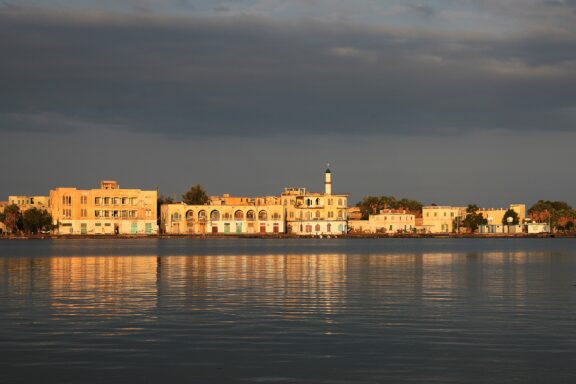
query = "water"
xmin=1 ymin=238 xmax=576 ymax=383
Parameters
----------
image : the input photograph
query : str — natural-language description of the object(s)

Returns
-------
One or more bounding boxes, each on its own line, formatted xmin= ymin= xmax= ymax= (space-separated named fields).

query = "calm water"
xmin=1 ymin=238 xmax=576 ymax=383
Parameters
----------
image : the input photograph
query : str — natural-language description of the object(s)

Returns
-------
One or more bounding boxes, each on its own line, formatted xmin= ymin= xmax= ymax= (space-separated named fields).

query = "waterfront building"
xmin=281 ymin=167 xmax=348 ymax=235
xmin=349 ymin=209 xmax=416 ymax=234
xmin=7 ymin=195 xmax=50 ymax=212
xmin=49 ymin=180 xmax=157 ymax=235
xmin=478 ymin=204 xmax=526 ymax=227
xmin=422 ymin=206 xmax=466 ymax=233
xmin=161 ymin=196 xmax=285 ymax=235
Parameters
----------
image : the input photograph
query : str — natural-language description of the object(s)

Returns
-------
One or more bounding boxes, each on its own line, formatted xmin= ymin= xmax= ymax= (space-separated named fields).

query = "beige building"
xmin=281 ymin=168 xmax=348 ymax=235
xmin=479 ymin=204 xmax=526 ymax=226
xmin=422 ymin=206 xmax=466 ymax=233
xmin=7 ymin=195 xmax=50 ymax=211
xmin=349 ymin=209 xmax=416 ymax=234
xmin=161 ymin=197 xmax=285 ymax=234
xmin=49 ymin=180 xmax=157 ymax=235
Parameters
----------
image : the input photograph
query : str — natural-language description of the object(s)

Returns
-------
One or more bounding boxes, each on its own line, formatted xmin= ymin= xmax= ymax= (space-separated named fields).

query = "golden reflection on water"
xmin=0 ymin=252 xmax=542 ymax=319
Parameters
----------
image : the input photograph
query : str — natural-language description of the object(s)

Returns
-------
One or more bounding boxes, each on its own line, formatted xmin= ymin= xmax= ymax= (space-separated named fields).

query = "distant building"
xmin=349 ymin=209 xmax=415 ymax=234
xmin=161 ymin=197 xmax=285 ymax=234
xmin=7 ymin=195 xmax=50 ymax=212
xmin=422 ymin=206 xmax=465 ymax=233
xmin=281 ymin=167 xmax=348 ymax=235
xmin=49 ymin=180 xmax=157 ymax=235
xmin=478 ymin=204 xmax=526 ymax=227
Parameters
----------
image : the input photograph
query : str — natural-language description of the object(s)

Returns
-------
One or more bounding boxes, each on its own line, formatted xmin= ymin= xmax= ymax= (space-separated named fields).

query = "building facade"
xmin=7 ymin=195 xmax=50 ymax=212
xmin=49 ymin=181 xmax=157 ymax=235
xmin=349 ymin=209 xmax=416 ymax=234
xmin=161 ymin=198 xmax=285 ymax=235
xmin=422 ymin=206 xmax=466 ymax=233
xmin=281 ymin=168 xmax=348 ymax=235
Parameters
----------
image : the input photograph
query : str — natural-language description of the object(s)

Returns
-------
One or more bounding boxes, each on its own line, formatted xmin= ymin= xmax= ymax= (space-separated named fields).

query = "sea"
xmin=1 ymin=238 xmax=575 ymax=383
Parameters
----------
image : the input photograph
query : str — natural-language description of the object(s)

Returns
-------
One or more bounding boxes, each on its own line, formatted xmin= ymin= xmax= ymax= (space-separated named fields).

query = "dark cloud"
xmin=0 ymin=6 xmax=575 ymax=139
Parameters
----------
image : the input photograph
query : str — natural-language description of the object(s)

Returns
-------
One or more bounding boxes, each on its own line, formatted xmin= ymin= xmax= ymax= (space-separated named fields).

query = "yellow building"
xmin=49 ymin=180 xmax=157 ymax=235
xmin=479 ymin=204 xmax=526 ymax=226
xmin=281 ymin=168 xmax=348 ymax=235
xmin=161 ymin=198 xmax=285 ymax=234
xmin=422 ymin=206 xmax=466 ymax=233
xmin=7 ymin=195 xmax=50 ymax=211
xmin=349 ymin=209 xmax=415 ymax=234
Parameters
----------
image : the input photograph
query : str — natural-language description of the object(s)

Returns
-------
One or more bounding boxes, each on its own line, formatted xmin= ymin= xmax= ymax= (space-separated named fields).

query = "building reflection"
xmin=0 ymin=250 xmax=555 ymax=321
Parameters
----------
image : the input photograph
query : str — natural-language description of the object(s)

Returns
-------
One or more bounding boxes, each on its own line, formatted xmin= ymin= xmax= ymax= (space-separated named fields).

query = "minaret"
xmin=325 ymin=164 xmax=332 ymax=195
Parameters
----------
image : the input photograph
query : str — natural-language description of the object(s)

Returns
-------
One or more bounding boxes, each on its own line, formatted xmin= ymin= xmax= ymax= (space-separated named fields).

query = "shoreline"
xmin=0 ymin=233 xmax=566 ymax=240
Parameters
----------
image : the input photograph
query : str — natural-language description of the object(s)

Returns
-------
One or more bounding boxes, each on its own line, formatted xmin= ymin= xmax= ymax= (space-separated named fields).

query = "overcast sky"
xmin=1 ymin=0 xmax=575 ymax=207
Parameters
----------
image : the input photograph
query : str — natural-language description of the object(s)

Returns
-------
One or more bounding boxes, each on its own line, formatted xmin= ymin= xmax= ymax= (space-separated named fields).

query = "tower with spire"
xmin=325 ymin=163 xmax=332 ymax=195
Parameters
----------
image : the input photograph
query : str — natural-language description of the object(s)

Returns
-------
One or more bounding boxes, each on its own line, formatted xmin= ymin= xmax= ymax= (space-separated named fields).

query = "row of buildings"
xmin=0 ymin=168 xmax=550 ymax=236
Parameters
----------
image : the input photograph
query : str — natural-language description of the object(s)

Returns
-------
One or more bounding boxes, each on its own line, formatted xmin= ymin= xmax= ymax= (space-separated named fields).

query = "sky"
xmin=1 ymin=0 xmax=575 ymax=207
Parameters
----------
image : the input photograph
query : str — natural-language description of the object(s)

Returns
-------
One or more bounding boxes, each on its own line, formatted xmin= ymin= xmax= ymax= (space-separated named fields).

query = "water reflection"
xmin=1 ymin=247 xmax=576 ymax=384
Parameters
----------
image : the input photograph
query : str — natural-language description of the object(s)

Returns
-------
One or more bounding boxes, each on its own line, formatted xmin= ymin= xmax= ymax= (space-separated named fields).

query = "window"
xmin=289 ymin=211 xmax=294 ymax=218
xmin=80 ymin=196 xmax=87 ymax=204
xmin=210 ymin=210 xmax=220 ymax=221
xmin=104 ymin=197 xmax=110 ymax=205
xmin=95 ymin=197 xmax=102 ymax=205
xmin=258 ymin=210 xmax=268 ymax=221
xmin=80 ymin=209 xmax=87 ymax=218
xmin=62 ymin=209 xmax=72 ymax=218
xmin=315 ymin=211 xmax=321 ymax=219
xmin=338 ymin=199 xmax=343 ymax=206
xmin=62 ymin=196 xmax=72 ymax=206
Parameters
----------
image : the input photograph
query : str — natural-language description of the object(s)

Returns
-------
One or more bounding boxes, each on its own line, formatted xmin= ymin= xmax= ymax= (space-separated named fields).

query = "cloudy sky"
xmin=1 ymin=0 xmax=575 ymax=207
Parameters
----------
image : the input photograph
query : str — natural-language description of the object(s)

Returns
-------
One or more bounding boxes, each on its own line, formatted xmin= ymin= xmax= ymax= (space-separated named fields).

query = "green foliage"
xmin=356 ymin=196 xmax=422 ymax=219
xmin=502 ymin=209 xmax=520 ymax=225
xmin=22 ymin=208 xmax=53 ymax=234
xmin=462 ymin=204 xmax=487 ymax=233
xmin=0 ymin=204 xmax=23 ymax=233
xmin=528 ymin=200 xmax=576 ymax=230
xmin=182 ymin=184 xmax=209 ymax=205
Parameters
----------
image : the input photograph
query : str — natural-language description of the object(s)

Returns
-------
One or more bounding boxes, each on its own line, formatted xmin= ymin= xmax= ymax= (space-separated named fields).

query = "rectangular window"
xmin=95 ymin=197 xmax=101 ymax=205
xmin=80 ymin=196 xmax=87 ymax=204
xmin=80 ymin=209 xmax=87 ymax=218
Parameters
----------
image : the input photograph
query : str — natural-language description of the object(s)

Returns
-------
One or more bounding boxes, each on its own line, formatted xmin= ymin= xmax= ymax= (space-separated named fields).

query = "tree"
xmin=182 ymin=184 xmax=209 ymax=205
xmin=462 ymin=204 xmax=487 ymax=233
xmin=0 ymin=204 xmax=23 ymax=234
xmin=502 ymin=209 xmax=520 ymax=225
xmin=528 ymin=200 xmax=576 ymax=231
xmin=22 ymin=208 xmax=53 ymax=234
xmin=356 ymin=195 xmax=422 ymax=219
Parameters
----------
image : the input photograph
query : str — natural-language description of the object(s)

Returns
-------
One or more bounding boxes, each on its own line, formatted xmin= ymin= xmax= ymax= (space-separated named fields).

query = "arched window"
xmin=247 ymin=210 xmax=255 ymax=221
xmin=327 ymin=223 xmax=331 ymax=232
xmin=210 ymin=210 xmax=220 ymax=221
xmin=234 ymin=210 xmax=244 ymax=220
xmin=258 ymin=210 xmax=268 ymax=221
xmin=198 ymin=210 xmax=207 ymax=220
xmin=315 ymin=224 xmax=321 ymax=232
xmin=186 ymin=210 xmax=194 ymax=221
xmin=316 ymin=198 xmax=320 ymax=205
xmin=306 ymin=199 xmax=312 ymax=206
xmin=171 ymin=212 xmax=180 ymax=222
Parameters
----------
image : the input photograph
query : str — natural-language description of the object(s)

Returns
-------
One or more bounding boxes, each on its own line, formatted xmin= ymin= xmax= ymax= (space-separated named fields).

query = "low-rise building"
xmin=7 ymin=195 xmax=50 ymax=212
xmin=349 ymin=209 xmax=415 ymax=234
xmin=479 ymin=204 xmax=526 ymax=227
xmin=49 ymin=180 xmax=157 ymax=235
xmin=422 ymin=206 xmax=465 ymax=233
xmin=161 ymin=199 xmax=285 ymax=234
